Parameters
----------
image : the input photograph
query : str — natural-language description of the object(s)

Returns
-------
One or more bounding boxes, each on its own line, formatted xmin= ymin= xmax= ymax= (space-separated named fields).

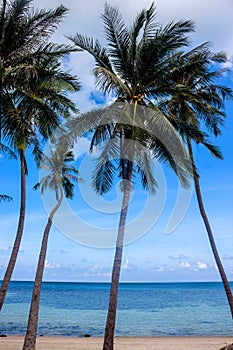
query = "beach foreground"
xmin=0 ymin=336 xmax=232 ymax=350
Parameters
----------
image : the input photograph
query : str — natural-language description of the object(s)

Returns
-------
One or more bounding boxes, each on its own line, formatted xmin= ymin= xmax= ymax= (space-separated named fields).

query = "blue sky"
xmin=0 ymin=0 xmax=233 ymax=282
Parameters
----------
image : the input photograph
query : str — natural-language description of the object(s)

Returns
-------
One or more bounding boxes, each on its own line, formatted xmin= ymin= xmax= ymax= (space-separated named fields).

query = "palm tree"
xmin=159 ymin=44 xmax=233 ymax=317
xmin=69 ymin=3 xmax=195 ymax=349
xmin=0 ymin=54 xmax=80 ymax=310
xmin=22 ymin=146 xmax=79 ymax=350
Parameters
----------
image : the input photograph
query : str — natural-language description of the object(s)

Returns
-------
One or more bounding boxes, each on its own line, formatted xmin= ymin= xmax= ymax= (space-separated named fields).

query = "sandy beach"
xmin=0 ymin=336 xmax=232 ymax=350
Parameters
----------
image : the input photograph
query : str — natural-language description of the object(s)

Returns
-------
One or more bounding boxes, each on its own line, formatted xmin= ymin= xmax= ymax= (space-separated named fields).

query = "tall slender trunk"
xmin=22 ymin=188 xmax=63 ymax=350
xmin=0 ymin=150 xmax=26 ymax=310
xmin=187 ymin=136 xmax=233 ymax=318
xmin=103 ymin=169 xmax=132 ymax=350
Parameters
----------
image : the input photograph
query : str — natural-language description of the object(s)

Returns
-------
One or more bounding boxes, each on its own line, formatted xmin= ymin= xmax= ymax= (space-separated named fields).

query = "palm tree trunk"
xmin=0 ymin=150 xmax=26 ymax=310
xmin=187 ymin=136 xmax=233 ymax=319
xmin=103 ymin=169 xmax=132 ymax=350
xmin=22 ymin=189 xmax=63 ymax=350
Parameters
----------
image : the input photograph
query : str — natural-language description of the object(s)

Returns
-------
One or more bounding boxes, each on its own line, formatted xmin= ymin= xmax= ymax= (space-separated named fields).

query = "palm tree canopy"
xmin=0 ymin=0 xmax=80 ymax=166
xmin=0 ymin=0 xmax=74 ymax=88
xmin=34 ymin=147 xmax=79 ymax=200
xmin=158 ymin=43 xmax=233 ymax=157
xmin=69 ymin=2 xmax=194 ymax=102
xmin=1 ymin=53 xmax=80 ymax=174
xmin=2 ymin=55 xmax=79 ymax=143
xmin=68 ymin=3 xmax=196 ymax=191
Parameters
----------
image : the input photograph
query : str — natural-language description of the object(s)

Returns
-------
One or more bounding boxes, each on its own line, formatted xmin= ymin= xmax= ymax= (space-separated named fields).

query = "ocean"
xmin=0 ymin=281 xmax=232 ymax=337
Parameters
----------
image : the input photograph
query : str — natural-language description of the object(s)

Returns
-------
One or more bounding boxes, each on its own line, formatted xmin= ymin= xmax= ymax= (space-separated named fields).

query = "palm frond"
xmin=0 ymin=194 xmax=13 ymax=203
xmin=102 ymin=3 xmax=130 ymax=77
xmin=140 ymin=104 xmax=193 ymax=187
xmin=136 ymin=148 xmax=157 ymax=194
xmin=93 ymin=159 xmax=117 ymax=195
xmin=0 ymin=143 xmax=17 ymax=159
xmin=93 ymin=66 xmax=130 ymax=95
xmin=91 ymin=134 xmax=122 ymax=194
xmin=157 ymin=19 xmax=195 ymax=50
xmin=6 ymin=4 xmax=68 ymax=61
xmin=202 ymin=140 xmax=223 ymax=159
xmin=90 ymin=124 xmax=113 ymax=151
xmin=62 ymin=176 xmax=74 ymax=199
xmin=142 ymin=2 xmax=157 ymax=40
xmin=68 ymin=34 xmax=113 ymax=71
xmin=211 ymin=51 xmax=228 ymax=63
xmin=128 ymin=8 xmax=146 ymax=76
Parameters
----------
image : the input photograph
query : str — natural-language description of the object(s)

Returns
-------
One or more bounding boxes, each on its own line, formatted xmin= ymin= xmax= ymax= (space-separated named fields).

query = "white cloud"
xmin=196 ymin=261 xmax=208 ymax=270
xmin=154 ymin=0 xmax=233 ymax=55
xmin=72 ymin=136 xmax=100 ymax=161
xmin=75 ymin=264 xmax=112 ymax=279
xmin=177 ymin=260 xmax=209 ymax=271
xmin=222 ymin=57 xmax=233 ymax=70
xmin=155 ymin=266 xmax=165 ymax=272
xmin=45 ymin=259 xmax=61 ymax=269
xmin=83 ymin=271 xmax=111 ymax=278
xmin=72 ymin=137 xmax=91 ymax=159
xmin=179 ymin=261 xmax=191 ymax=269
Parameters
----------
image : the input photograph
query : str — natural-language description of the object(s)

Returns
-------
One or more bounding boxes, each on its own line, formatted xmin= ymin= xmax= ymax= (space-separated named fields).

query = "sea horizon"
xmin=5 ymin=279 xmax=233 ymax=284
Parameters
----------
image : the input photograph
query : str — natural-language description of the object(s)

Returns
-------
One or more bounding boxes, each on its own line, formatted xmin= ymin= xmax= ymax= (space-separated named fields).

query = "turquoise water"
xmin=0 ymin=281 xmax=232 ymax=336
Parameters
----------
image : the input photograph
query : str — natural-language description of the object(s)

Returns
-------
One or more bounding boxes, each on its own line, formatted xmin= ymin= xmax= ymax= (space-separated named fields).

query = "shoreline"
xmin=0 ymin=336 xmax=232 ymax=350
